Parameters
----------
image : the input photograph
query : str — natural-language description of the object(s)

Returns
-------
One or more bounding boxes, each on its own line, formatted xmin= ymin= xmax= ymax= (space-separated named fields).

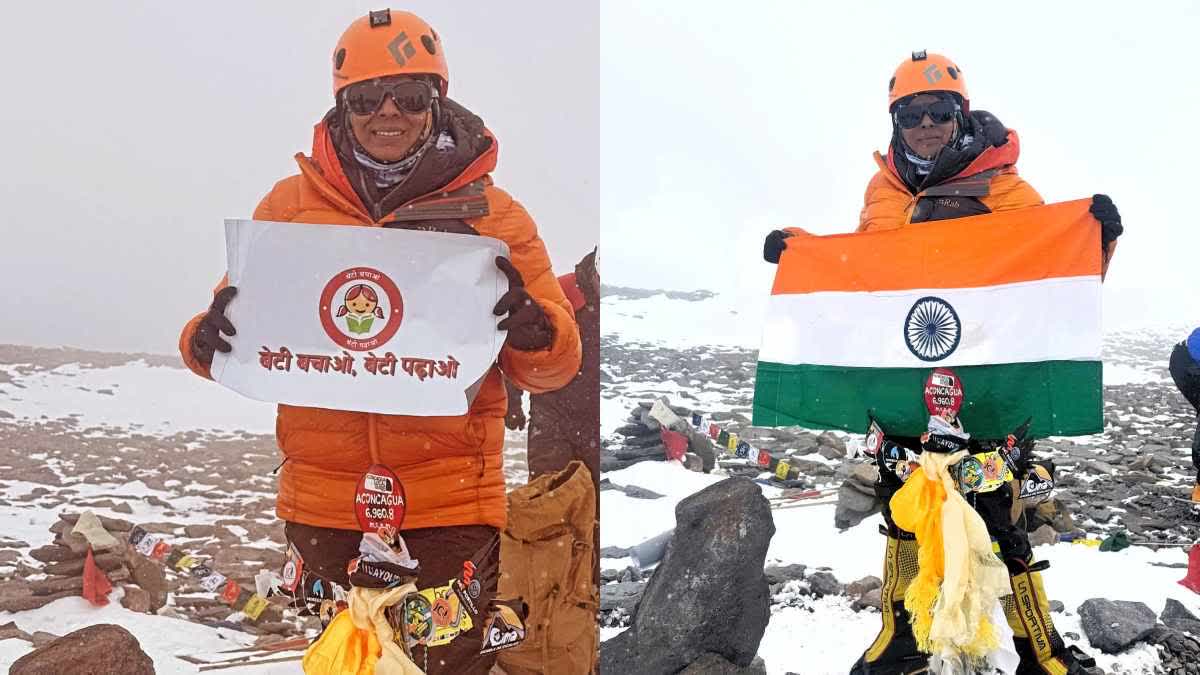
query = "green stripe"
xmin=752 ymin=360 xmax=1102 ymax=439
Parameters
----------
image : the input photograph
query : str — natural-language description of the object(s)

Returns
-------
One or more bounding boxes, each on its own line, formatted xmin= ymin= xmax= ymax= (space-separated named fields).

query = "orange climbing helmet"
xmin=888 ymin=51 xmax=968 ymax=112
xmin=331 ymin=9 xmax=449 ymax=98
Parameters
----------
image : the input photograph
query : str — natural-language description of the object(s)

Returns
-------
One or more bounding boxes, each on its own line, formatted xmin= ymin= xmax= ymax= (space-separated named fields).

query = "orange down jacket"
xmin=179 ymin=119 xmax=581 ymax=532
xmin=857 ymin=130 xmax=1043 ymax=232
xmin=851 ymin=129 xmax=1117 ymax=273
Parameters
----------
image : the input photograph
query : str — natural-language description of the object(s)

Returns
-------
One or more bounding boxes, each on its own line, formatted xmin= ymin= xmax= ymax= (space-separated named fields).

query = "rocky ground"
xmin=0 ymin=344 xmax=529 ymax=648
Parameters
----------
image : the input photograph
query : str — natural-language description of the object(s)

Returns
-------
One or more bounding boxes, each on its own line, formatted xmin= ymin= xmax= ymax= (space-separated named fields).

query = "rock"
xmin=121 ymin=585 xmax=153 ymax=613
xmin=124 ymin=550 xmax=167 ymax=612
xmin=619 ymin=566 xmax=644 ymax=584
xmin=184 ymin=524 xmax=217 ymax=539
xmin=623 ymin=485 xmax=666 ymax=500
xmin=43 ymin=552 xmax=125 ymax=576
xmin=817 ymin=432 xmax=846 ymax=454
xmin=1077 ymin=598 xmax=1157 ymax=654
xmin=787 ymin=458 xmax=835 ymax=478
xmin=10 ymin=624 xmax=155 ymax=675
xmin=678 ymin=653 xmax=768 ymax=674
xmin=631 ymin=530 xmax=673 ymax=569
xmin=1049 ymin=600 xmax=1065 ymax=613
xmin=854 ymin=588 xmax=882 ymax=611
xmin=807 ymin=571 xmax=843 ymax=597
xmin=111 ymin=502 xmax=134 ymax=515
xmin=1030 ymin=525 xmax=1060 ymax=548
xmin=0 ymin=621 xmax=33 ymax=643
xmin=1162 ymin=598 xmax=1200 ymax=636
xmin=682 ymin=453 xmax=705 ymax=473
xmin=600 ymin=546 xmax=632 ymax=560
xmin=845 ymin=576 xmax=882 ymax=599
xmin=1144 ymin=626 xmax=1200 ymax=673
xmin=685 ymin=427 xmax=718 ymax=473
xmin=600 ymin=478 xmax=775 ymax=673
xmin=817 ymin=446 xmax=844 ymax=461
xmin=59 ymin=512 xmax=134 ymax=532
xmin=834 ymin=482 xmax=881 ymax=530
xmin=601 ymin=581 xmax=647 ymax=614
xmin=763 ymin=564 xmax=806 ymax=586
xmin=29 ymin=632 xmax=59 ymax=648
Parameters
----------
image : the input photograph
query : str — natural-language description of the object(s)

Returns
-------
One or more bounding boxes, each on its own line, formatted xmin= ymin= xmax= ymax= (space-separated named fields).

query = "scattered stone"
xmin=601 ymin=581 xmax=647 ymax=614
xmin=1030 ymin=525 xmax=1060 ymax=548
xmin=1077 ymin=598 xmax=1158 ymax=654
xmin=845 ymin=576 xmax=882 ymax=599
xmin=1162 ymin=598 xmax=1200 ymax=636
xmin=1049 ymin=600 xmax=1065 ymax=613
xmin=121 ymin=585 xmax=153 ymax=613
xmin=807 ymin=571 xmax=843 ymax=598
xmin=10 ymin=624 xmax=154 ymax=675
xmin=184 ymin=524 xmax=217 ymax=539
xmin=683 ymin=452 xmax=705 ymax=473
xmin=623 ymin=485 xmax=666 ymax=500
xmin=853 ymin=588 xmax=882 ymax=611
xmin=763 ymin=564 xmax=806 ymax=585
xmin=124 ymin=550 xmax=168 ymax=612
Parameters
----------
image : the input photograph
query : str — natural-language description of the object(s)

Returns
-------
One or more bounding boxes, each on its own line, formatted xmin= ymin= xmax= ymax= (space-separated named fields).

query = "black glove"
xmin=970 ymin=110 xmax=1009 ymax=148
xmin=493 ymin=257 xmax=553 ymax=351
xmin=763 ymin=229 xmax=792 ymax=264
xmin=1090 ymin=194 xmax=1123 ymax=250
xmin=190 ymin=286 xmax=238 ymax=367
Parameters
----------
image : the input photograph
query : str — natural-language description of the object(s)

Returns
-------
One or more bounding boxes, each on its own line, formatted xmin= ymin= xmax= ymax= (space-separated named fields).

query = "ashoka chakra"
xmin=903 ymin=296 xmax=961 ymax=362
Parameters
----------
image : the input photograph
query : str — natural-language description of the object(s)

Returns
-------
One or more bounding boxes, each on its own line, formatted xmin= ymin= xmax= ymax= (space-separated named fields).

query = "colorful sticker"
xmin=416 ymin=584 xmax=473 ymax=647
xmin=281 ymin=552 xmax=304 ymax=593
xmin=955 ymin=451 xmax=1013 ymax=494
xmin=479 ymin=604 xmax=527 ymax=655
xmin=864 ymin=420 xmax=884 ymax=458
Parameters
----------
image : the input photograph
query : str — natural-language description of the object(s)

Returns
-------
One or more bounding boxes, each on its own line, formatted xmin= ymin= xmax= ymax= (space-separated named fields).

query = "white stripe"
xmin=759 ymin=276 xmax=1101 ymax=368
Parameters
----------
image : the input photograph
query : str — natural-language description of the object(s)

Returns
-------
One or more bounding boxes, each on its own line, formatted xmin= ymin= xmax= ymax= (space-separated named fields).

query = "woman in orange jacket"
xmin=178 ymin=10 xmax=581 ymax=673
xmin=765 ymin=52 xmax=1122 ymax=675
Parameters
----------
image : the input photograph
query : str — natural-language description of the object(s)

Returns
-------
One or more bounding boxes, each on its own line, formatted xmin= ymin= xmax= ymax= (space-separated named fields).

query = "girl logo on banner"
xmin=321 ymin=267 xmax=405 ymax=350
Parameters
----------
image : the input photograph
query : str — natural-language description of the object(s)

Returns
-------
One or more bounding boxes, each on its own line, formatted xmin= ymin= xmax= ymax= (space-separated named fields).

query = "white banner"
xmin=211 ymin=219 xmax=509 ymax=416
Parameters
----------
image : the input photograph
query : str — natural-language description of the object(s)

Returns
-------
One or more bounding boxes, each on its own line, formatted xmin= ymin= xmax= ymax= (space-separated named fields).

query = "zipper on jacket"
xmin=367 ymin=413 xmax=381 ymax=466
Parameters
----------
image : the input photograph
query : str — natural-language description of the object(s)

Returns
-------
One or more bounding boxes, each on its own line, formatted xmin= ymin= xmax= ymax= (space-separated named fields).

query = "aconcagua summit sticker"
xmin=355 ymin=463 xmax=407 ymax=534
xmin=923 ymin=367 xmax=964 ymax=418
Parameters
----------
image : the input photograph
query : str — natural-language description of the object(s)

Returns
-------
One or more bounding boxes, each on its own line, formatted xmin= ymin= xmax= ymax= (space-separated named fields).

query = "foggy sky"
xmin=601 ymin=0 xmax=1200 ymax=332
xmin=0 ymin=2 xmax=598 ymax=354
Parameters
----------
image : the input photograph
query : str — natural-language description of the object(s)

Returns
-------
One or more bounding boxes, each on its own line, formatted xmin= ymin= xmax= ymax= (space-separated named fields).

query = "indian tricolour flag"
xmin=753 ymin=199 xmax=1103 ymax=439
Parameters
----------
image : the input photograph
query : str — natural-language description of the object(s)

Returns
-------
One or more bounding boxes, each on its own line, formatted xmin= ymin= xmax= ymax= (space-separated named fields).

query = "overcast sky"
xmin=601 ymin=0 xmax=1200 ymax=332
xmin=0 ymin=2 xmax=598 ymax=354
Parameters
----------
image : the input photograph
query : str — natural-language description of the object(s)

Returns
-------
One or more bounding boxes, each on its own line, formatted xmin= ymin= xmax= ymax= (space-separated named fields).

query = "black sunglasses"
xmin=343 ymin=79 xmax=434 ymax=116
xmin=894 ymin=98 xmax=959 ymax=129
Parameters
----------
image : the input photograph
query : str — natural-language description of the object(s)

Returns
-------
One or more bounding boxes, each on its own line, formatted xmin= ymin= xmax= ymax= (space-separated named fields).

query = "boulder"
xmin=1077 ymin=598 xmax=1157 ymax=654
xmin=600 ymin=478 xmax=775 ymax=674
xmin=10 ymin=624 xmax=155 ymax=675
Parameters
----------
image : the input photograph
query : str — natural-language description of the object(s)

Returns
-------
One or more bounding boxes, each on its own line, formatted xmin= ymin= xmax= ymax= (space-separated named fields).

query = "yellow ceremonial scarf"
xmin=302 ymin=584 xmax=424 ymax=675
xmin=890 ymin=450 xmax=1011 ymax=669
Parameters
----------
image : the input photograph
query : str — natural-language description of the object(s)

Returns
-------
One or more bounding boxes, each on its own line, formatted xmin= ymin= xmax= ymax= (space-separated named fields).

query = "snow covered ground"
xmin=600 ymin=290 xmax=1200 ymax=674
